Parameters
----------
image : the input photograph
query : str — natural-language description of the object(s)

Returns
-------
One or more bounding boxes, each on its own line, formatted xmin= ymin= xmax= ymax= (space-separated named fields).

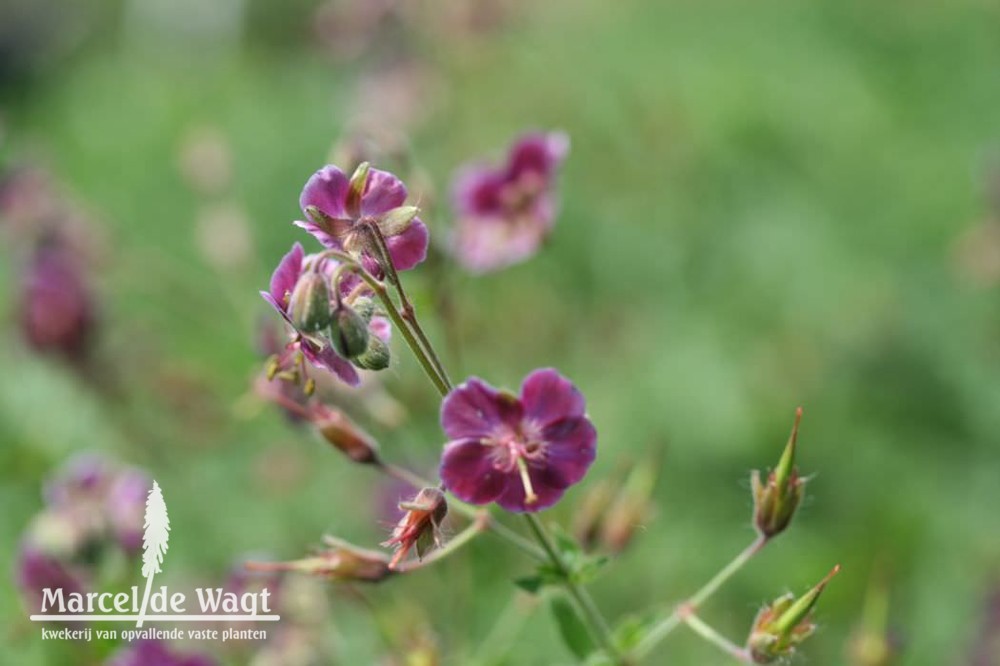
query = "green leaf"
xmin=513 ymin=575 xmax=544 ymax=594
xmin=612 ymin=612 xmax=658 ymax=653
xmin=551 ymin=595 xmax=596 ymax=661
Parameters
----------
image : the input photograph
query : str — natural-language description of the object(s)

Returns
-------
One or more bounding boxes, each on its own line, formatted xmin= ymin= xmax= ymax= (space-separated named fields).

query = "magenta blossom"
xmin=261 ymin=242 xmax=391 ymax=387
xmin=439 ymin=368 xmax=596 ymax=513
xmin=294 ymin=164 xmax=429 ymax=276
xmin=450 ymin=132 xmax=569 ymax=273
xmin=20 ymin=242 xmax=95 ymax=360
xmin=107 ymin=640 xmax=216 ymax=666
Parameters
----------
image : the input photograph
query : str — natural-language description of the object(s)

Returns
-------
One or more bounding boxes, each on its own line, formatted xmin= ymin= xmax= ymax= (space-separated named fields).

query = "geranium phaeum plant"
xmin=250 ymin=146 xmax=837 ymax=666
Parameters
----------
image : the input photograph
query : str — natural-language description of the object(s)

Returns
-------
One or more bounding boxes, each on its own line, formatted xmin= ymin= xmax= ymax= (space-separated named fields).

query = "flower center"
xmin=486 ymin=425 xmax=546 ymax=505
xmin=498 ymin=171 xmax=545 ymax=217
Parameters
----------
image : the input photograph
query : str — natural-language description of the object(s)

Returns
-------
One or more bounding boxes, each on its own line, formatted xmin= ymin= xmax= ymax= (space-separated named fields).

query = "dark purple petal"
xmin=268 ymin=242 xmax=304 ymax=308
xmin=506 ymin=132 xmax=569 ymax=181
xmin=451 ymin=165 xmax=504 ymax=217
xmin=107 ymin=640 xmax=217 ymax=666
xmin=520 ymin=368 xmax=586 ymax=427
xmin=439 ymin=438 xmax=508 ymax=505
xmin=541 ymin=417 xmax=597 ymax=487
xmin=301 ymin=340 xmax=360 ymax=387
xmin=384 ymin=219 xmax=429 ymax=271
xmin=16 ymin=545 xmax=84 ymax=602
xmin=440 ymin=377 xmax=523 ymax=440
xmin=293 ymin=219 xmax=344 ymax=250
xmin=494 ymin=465 xmax=568 ymax=513
xmin=300 ymin=166 xmax=350 ymax=219
xmin=361 ymin=167 xmax=407 ymax=217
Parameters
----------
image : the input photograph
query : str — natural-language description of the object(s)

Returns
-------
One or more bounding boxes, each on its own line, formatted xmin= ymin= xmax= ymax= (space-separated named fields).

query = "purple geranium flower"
xmin=294 ymin=164 xmax=429 ymax=275
xmin=260 ymin=242 xmax=391 ymax=387
xmin=438 ymin=368 xmax=596 ymax=513
xmin=20 ymin=242 xmax=95 ymax=360
xmin=450 ymin=132 xmax=569 ymax=273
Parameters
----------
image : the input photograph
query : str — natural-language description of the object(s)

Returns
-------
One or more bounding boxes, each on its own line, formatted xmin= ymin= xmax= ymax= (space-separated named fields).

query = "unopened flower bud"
xmin=748 ymin=565 xmax=840 ymax=663
xmin=310 ymin=404 xmax=380 ymax=465
xmin=345 ymin=161 xmax=371 ymax=218
xmin=247 ymin=537 xmax=392 ymax=583
xmin=381 ymin=487 xmax=448 ymax=569
xmin=353 ymin=335 xmax=390 ymax=370
xmin=329 ymin=303 xmax=370 ymax=359
xmin=600 ymin=462 xmax=657 ymax=554
xmin=377 ymin=205 xmax=419 ymax=236
xmin=752 ymin=407 xmax=806 ymax=539
xmin=289 ymin=270 xmax=331 ymax=333
xmin=352 ymin=296 xmax=376 ymax=322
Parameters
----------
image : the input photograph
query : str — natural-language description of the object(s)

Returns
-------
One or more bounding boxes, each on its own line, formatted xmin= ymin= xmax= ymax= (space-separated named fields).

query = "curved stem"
xmin=683 ymin=613 xmax=753 ymax=663
xmin=524 ymin=514 xmax=626 ymax=665
xmin=630 ymin=535 xmax=768 ymax=661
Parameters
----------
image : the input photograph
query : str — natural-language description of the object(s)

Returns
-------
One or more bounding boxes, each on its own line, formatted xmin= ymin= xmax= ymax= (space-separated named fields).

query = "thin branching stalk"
xmin=683 ymin=613 xmax=753 ymax=663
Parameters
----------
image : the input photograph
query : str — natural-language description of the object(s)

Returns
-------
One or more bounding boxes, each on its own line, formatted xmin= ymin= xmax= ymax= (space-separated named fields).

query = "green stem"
xmin=366 ymin=222 xmax=453 ymax=390
xmin=321 ymin=250 xmax=448 ymax=396
xmin=631 ymin=535 xmax=767 ymax=661
xmin=683 ymin=613 xmax=753 ymax=663
xmin=524 ymin=514 xmax=626 ymax=665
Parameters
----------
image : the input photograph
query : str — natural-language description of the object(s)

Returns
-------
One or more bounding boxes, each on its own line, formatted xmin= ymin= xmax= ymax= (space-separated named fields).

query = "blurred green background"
xmin=2 ymin=0 xmax=999 ymax=664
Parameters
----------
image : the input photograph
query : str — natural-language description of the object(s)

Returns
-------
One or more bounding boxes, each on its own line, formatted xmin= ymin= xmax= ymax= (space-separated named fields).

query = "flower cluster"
xmin=15 ymin=454 xmax=149 ymax=611
xmin=249 ymin=138 xmax=837 ymax=666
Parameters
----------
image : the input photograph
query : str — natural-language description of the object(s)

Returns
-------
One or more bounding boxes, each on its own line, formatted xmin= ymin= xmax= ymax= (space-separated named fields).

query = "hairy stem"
xmin=367 ymin=222 xmax=453 ymax=390
xmin=684 ymin=613 xmax=753 ymax=663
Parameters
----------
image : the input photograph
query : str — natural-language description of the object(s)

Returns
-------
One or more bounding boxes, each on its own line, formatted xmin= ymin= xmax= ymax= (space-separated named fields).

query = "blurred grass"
xmin=2 ymin=0 xmax=1000 ymax=663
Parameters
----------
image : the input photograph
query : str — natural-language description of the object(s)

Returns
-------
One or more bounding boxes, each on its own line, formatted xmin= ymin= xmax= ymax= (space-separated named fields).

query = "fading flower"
xmin=450 ymin=131 xmax=569 ymax=273
xmin=247 ymin=537 xmax=392 ymax=583
xmin=381 ymin=487 xmax=447 ymax=569
xmin=294 ymin=163 xmax=429 ymax=276
xmin=438 ymin=368 xmax=596 ymax=513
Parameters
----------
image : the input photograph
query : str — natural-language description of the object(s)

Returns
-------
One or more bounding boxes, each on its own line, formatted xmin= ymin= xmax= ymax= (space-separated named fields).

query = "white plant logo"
xmin=29 ymin=479 xmax=279 ymax=629
xmin=137 ymin=481 xmax=169 ymax=628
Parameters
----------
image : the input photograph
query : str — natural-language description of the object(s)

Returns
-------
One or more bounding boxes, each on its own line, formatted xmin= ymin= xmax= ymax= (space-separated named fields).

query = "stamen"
xmin=516 ymin=457 xmax=538 ymax=505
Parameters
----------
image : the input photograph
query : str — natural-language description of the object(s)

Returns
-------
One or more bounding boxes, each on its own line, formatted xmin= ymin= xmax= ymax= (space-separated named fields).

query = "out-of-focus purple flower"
xmin=19 ymin=241 xmax=95 ymax=360
xmin=438 ymin=368 xmax=596 ymax=513
xmin=106 ymin=640 xmax=216 ymax=666
xmin=105 ymin=468 xmax=151 ymax=553
xmin=294 ymin=164 xmax=429 ymax=275
xmin=260 ymin=242 xmax=391 ymax=388
xmin=15 ymin=544 xmax=85 ymax=610
xmin=450 ymin=132 xmax=569 ymax=273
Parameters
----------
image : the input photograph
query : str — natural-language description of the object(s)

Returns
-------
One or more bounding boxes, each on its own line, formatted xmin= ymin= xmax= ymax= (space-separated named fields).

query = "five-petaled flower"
xmin=295 ymin=163 xmax=429 ymax=277
xmin=438 ymin=368 xmax=596 ymax=513
xmin=450 ymin=131 xmax=569 ymax=273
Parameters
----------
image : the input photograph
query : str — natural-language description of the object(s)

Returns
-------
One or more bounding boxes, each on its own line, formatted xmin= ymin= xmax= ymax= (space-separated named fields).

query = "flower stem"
xmin=366 ymin=222 xmax=453 ymax=390
xmin=320 ymin=249 xmax=449 ymax=396
xmin=523 ymin=513 xmax=626 ymax=665
xmin=683 ymin=613 xmax=753 ymax=663
xmin=631 ymin=535 xmax=767 ymax=661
